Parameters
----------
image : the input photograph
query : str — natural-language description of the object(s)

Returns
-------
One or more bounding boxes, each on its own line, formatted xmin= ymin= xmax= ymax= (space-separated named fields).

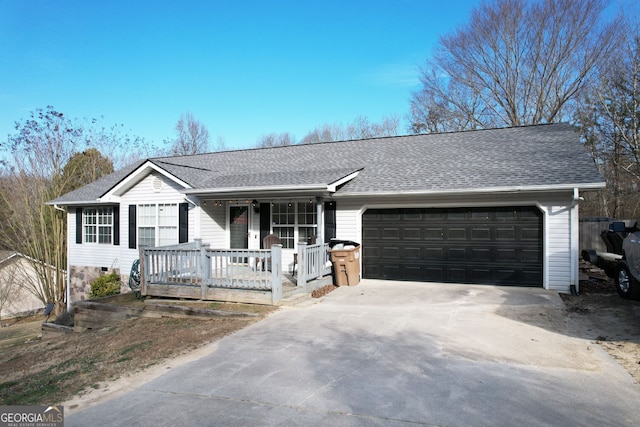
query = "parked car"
xmin=583 ymin=220 xmax=640 ymax=299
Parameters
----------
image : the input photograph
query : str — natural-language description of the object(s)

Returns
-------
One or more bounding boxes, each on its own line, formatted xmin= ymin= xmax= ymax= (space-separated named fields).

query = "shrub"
xmin=89 ymin=273 xmax=121 ymax=299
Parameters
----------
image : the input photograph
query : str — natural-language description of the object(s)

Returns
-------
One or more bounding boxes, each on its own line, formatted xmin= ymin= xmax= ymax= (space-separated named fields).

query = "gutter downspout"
xmin=54 ymin=204 xmax=71 ymax=312
xmin=570 ymin=189 xmax=583 ymax=296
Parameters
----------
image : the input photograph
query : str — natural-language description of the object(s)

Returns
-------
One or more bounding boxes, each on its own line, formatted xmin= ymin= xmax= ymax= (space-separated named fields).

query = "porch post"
xmin=316 ymin=197 xmax=324 ymax=244
xmin=271 ymin=244 xmax=283 ymax=306
xmin=196 ymin=239 xmax=207 ymax=300
xmin=298 ymin=242 xmax=308 ymax=286
xmin=139 ymin=245 xmax=147 ymax=296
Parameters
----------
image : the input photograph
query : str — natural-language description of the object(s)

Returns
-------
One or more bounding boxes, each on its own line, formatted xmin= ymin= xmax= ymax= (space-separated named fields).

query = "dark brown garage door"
xmin=362 ymin=207 xmax=543 ymax=286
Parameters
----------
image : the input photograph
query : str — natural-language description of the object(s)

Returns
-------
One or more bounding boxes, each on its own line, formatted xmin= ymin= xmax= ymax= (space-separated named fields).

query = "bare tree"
xmin=0 ymin=106 xmax=136 ymax=314
xmin=299 ymin=123 xmax=345 ymax=144
xmin=256 ymin=132 xmax=297 ymax=147
xmin=409 ymin=69 xmax=487 ymax=133
xmin=576 ymin=20 xmax=640 ymax=218
xmin=85 ymin=122 xmax=158 ymax=170
xmin=410 ymin=0 xmax=621 ymax=133
xmin=299 ymin=114 xmax=401 ymax=144
xmin=214 ymin=136 xmax=228 ymax=152
xmin=0 ymin=107 xmax=75 ymax=313
xmin=167 ymin=113 xmax=210 ymax=155
xmin=370 ymin=115 xmax=401 ymax=137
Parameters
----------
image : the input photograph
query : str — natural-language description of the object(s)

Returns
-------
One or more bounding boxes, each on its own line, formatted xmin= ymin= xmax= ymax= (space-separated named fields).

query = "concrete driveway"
xmin=67 ymin=280 xmax=640 ymax=426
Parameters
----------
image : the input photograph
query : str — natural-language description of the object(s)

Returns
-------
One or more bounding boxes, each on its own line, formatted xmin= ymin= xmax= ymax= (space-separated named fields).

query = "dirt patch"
xmin=0 ymin=298 xmax=275 ymax=405
xmin=0 ymin=319 xmax=42 ymax=352
xmin=562 ymin=272 xmax=640 ymax=383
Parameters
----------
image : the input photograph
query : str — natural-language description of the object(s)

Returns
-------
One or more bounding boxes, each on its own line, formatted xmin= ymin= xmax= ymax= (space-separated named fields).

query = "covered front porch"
xmin=138 ymin=240 xmax=334 ymax=305
xmin=135 ymin=169 xmax=363 ymax=305
xmin=184 ymin=168 xmax=361 ymax=274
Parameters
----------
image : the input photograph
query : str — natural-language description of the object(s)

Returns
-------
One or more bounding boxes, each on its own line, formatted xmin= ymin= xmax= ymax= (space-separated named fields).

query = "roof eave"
xmin=101 ymin=160 xmax=193 ymax=200
xmin=184 ymin=184 xmax=330 ymax=198
xmin=327 ymin=169 xmax=361 ymax=192
xmin=46 ymin=199 xmax=100 ymax=206
xmin=334 ymin=182 xmax=606 ymax=198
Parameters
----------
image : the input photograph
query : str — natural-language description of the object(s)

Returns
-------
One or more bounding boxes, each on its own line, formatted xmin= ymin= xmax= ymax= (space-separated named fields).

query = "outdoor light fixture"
xmin=252 ymin=199 xmax=260 ymax=214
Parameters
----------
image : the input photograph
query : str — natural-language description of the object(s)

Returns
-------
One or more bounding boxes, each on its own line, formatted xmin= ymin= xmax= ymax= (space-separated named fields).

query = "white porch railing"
xmin=144 ymin=242 xmax=202 ymax=284
xmin=142 ymin=240 xmax=283 ymax=305
xmin=141 ymin=240 xmax=333 ymax=305
xmin=296 ymin=242 xmax=332 ymax=285
xmin=206 ymin=249 xmax=274 ymax=289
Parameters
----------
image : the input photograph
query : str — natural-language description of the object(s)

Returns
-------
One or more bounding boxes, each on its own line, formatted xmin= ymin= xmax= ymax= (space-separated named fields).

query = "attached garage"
xmin=362 ymin=206 xmax=543 ymax=286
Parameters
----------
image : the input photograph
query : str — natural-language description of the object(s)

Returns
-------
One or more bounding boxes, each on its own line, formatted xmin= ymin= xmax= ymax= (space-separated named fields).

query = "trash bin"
xmin=329 ymin=241 xmax=360 ymax=286
xmin=329 ymin=239 xmax=360 ymax=249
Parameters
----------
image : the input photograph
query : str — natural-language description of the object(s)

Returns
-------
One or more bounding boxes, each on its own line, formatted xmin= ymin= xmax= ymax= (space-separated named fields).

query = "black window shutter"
xmin=179 ymin=202 xmax=189 ymax=243
xmin=259 ymin=203 xmax=271 ymax=248
xmin=113 ymin=206 xmax=120 ymax=246
xmin=76 ymin=207 xmax=83 ymax=244
xmin=324 ymin=201 xmax=336 ymax=241
xmin=128 ymin=205 xmax=137 ymax=249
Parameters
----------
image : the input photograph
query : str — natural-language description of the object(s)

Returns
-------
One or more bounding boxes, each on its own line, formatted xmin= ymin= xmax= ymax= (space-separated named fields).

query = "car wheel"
xmin=615 ymin=263 xmax=639 ymax=299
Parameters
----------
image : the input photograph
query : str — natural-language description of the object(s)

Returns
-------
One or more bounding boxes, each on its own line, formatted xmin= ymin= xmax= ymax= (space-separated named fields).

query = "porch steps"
xmin=281 ymin=275 xmax=334 ymax=306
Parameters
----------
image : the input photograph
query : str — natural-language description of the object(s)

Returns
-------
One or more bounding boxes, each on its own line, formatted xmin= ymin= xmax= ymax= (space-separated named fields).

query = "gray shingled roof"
xmin=50 ymin=123 xmax=604 ymax=205
xmin=199 ymin=168 xmax=359 ymax=189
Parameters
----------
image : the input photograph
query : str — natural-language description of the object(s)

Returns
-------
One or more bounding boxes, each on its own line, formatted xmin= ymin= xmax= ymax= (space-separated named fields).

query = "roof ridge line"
xmin=149 ymin=122 xmax=570 ymax=158
xmin=152 ymin=159 xmax=213 ymax=172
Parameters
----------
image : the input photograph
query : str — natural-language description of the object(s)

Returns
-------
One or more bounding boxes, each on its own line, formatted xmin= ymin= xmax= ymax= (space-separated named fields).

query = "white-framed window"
xmin=272 ymin=202 xmax=317 ymax=249
xmin=298 ymin=202 xmax=317 ymax=244
xmin=83 ymin=207 xmax=113 ymax=244
xmin=138 ymin=203 xmax=178 ymax=247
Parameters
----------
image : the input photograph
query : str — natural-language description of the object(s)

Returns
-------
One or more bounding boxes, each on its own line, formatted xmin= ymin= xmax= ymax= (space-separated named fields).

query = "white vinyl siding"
xmin=546 ymin=204 xmax=572 ymax=291
xmin=334 ymin=199 xmax=362 ymax=243
xmin=201 ymin=203 xmax=226 ymax=248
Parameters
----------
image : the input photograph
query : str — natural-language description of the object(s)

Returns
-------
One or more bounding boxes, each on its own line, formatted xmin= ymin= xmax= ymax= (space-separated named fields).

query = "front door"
xmin=230 ymin=205 xmax=249 ymax=250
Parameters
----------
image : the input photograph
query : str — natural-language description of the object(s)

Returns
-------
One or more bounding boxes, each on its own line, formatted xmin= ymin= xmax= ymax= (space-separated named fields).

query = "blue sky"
xmin=1 ymin=1 xmax=497 ymax=151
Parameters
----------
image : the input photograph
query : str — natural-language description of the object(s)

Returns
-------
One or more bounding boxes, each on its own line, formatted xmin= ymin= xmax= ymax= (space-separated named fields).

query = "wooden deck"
xmin=143 ymin=267 xmax=333 ymax=305
xmin=141 ymin=242 xmax=333 ymax=305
